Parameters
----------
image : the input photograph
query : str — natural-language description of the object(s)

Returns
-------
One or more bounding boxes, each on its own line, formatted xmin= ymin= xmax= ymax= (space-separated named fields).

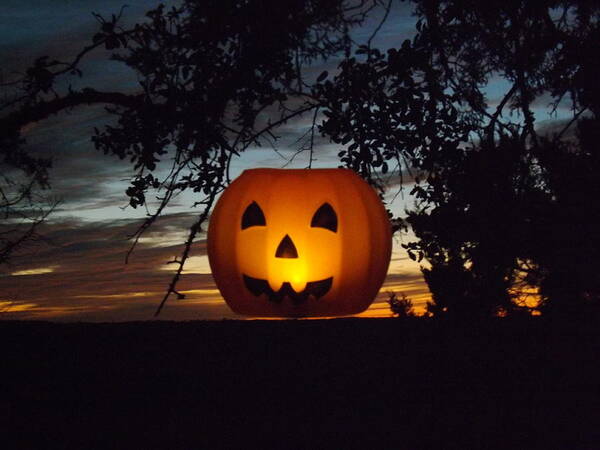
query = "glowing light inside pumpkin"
xmin=271 ymin=259 xmax=308 ymax=293
xmin=238 ymin=216 xmax=341 ymax=294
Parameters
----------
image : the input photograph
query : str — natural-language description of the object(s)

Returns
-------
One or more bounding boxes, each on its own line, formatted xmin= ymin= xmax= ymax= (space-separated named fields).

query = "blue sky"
xmin=0 ymin=1 xmax=569 ymax=320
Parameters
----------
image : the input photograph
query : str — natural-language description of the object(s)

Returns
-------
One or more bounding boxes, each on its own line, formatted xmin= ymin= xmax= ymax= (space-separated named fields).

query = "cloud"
xmin=0 ymin=0 xmax=431 ymax=321
xmin=0 ymin=209 xmax=430 ymax=321
xmin=0 ymin=0 xmax=154 ymax=80
xmin=0 ymin=212 xmax=232 ymax=320
xmin=4 ymin=0 xmax=421 ymax=219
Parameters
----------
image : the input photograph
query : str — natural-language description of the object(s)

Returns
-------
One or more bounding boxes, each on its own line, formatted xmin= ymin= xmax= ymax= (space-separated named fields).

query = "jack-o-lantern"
xmin=207 ymin=168 xmax=392 ymax=317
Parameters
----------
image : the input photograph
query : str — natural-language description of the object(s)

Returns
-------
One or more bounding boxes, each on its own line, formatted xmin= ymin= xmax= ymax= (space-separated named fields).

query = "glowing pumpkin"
xmin=207 ymin=168 xmax=392 ymax=317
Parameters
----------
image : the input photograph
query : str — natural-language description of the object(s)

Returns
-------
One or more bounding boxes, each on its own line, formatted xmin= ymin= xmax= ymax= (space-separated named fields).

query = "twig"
xmin=485 ymin=83 xmax=518 ymax=143
xmin=556 ymin=107 xmax=588 ymax=141
xmin=367 ymin=0 xmax=392 ymax=50
xmin=308 ymin=106 xmax=319 ymax=168
xmin=153 ymin=173 xmax=223 ymax=317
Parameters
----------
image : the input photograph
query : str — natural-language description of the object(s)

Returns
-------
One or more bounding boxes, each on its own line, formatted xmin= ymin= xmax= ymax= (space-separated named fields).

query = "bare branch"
xmin=484 ymin=83 xmax=518 ymax=143
xmin=367 ymin=0 xmax=392 ymax=50
xmin=308 ymin=106 xmax=320 ymax=168
xmin=1 ymin=89 xmax=143 ymax=135
xmin=154 ymin=185 xmax=221 ymax=317
xmin=555 ymin=107 xmax=588 ymax=142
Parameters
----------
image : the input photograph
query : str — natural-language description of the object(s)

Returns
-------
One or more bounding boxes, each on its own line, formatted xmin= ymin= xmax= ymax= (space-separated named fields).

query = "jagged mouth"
xmin=242 ymin=274 xmax=333 ymax=304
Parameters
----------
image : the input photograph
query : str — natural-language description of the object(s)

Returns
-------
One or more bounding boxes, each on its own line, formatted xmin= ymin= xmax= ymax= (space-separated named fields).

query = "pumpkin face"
xmin=207 ymin=168 xmax=392 ymax=317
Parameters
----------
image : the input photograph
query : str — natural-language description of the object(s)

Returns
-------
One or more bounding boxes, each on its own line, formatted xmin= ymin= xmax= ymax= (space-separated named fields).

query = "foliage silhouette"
xmin=407 ymin=0 xmax=600 ymax=316
xmin=317 ymin=0 xmax=600 ymax=316
xmin=2 ymin=0 xmax=599 ymax=317
xmin=528 ymin=117 xmax=600 ymax=315
xmin=387 ymin=291 xmax=415 ymax=317
xmin=0 ymin=70 xmax=58 ymax=265
xmin=0 ymin=0 xmax=379 ymax=313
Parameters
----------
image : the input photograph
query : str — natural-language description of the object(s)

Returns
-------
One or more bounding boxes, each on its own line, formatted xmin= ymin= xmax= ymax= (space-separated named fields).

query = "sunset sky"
xmin=0 ymin=1 xmax=570 ymax=321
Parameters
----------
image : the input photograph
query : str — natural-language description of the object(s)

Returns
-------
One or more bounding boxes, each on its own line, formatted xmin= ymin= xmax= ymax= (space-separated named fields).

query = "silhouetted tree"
xmin=0 ymin=95 xmax=57 ymax=265
xmin=317 ymin=0 xmax=600 ymax=316
xmin=0 ymin=0 xmax=379 ymax=313
xmin=387 ymin=291 xmax=415 ymax=317
xmin=413 ymin=1 xmax=600 ymax=316
xmin=3 ymin=0 xmax=599 ymax=317
xmin=525 ymin=118 xmax=600 ymax=315
xmin=405 ymin=135 xmax=538 ymax=316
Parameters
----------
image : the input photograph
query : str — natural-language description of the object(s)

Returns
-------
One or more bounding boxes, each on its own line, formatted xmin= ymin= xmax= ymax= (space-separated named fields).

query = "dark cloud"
xmin=19 ymin=106 xmax=128 ymax=207
xmin=0 ymin=2 xmax=168 ymax=217
xmin=3 ymin=0 xmax=420 ymax=215
xmin=0 ymin=1 xmax=155 ymax=80
xmin=0 ymin=1 xmax=430 ymax=321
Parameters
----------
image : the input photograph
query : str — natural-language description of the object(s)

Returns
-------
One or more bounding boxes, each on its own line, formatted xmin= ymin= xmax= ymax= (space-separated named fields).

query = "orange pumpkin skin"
xmin=207 ymin=168 xmax=392 ymax=317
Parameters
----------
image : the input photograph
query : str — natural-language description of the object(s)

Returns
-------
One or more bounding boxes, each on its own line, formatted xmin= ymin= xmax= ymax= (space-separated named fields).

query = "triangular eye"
xmin=311 ymin=203 xmax=337 ymax=232
xmin=241 ymin=201 xmax=266 ymax=229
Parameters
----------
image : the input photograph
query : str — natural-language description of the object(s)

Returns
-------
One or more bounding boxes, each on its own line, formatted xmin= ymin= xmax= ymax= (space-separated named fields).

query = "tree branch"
xmin=153 ymin=186 xmax=220 ymax=317
xmin=556 ymin=107 xmax=588 ymax=142
xmin=1 ymin=89 xmax=143 ymax=135
xmin=485 ymin=83 xmax=518 ymax=143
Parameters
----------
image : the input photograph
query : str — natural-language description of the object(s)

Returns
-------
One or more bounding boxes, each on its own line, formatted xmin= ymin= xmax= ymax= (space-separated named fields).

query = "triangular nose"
xmin=275 ymin=234 xmax=298 ymax=258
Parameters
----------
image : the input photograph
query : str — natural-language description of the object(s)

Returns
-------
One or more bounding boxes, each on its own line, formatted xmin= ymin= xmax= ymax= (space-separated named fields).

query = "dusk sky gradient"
xmin=0 ymin=1 xmax=569 ymax=321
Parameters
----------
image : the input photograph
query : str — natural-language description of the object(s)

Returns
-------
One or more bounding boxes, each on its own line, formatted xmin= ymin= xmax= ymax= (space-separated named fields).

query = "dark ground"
xmin=2 ymin=317 xmax=600 ymax=449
